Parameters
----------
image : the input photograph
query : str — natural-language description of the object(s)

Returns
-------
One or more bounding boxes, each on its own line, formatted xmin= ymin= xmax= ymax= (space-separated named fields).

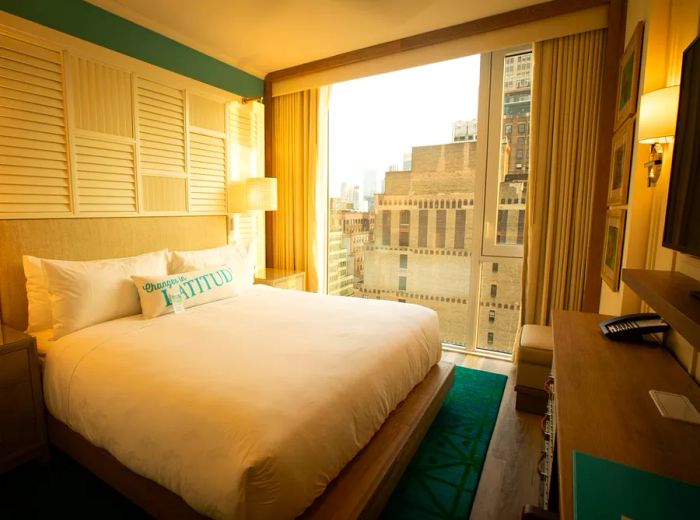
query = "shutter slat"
xmin=189 ymin=130 xmax=225 ymax=213
xmin=136 ymin=77 xmax=186 ymax=176
xmin=75 ymin=135 xmax=137 ymax=213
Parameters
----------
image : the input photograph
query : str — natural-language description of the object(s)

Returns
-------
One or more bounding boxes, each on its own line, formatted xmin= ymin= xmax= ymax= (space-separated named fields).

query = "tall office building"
xmin=497 ymin=51 xmax=532 ymax=246
xmin=452 ymin=119 xmax=478 ymax=142
xmin=363 ymin=168 xmax=378 ymax=198
xmin=355 ymin=142 xmax=521 ymax=351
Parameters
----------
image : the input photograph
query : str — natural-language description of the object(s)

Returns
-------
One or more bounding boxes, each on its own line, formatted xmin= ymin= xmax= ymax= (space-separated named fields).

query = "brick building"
xmin=354 ymin=142 xmax=521 ymax=351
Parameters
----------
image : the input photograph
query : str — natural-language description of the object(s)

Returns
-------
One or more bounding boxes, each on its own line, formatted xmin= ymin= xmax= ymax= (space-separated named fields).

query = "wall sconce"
xmin=638 ymin=86 xmax=680 ymax=187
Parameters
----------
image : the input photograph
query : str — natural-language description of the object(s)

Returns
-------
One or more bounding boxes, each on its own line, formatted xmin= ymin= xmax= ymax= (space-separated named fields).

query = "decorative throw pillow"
xmin=169 ymin=243 xmax=254 ymax=288
xmin=42 ymin=250 xmax=169 ymax=339
xmin=132 ymin=265 xmax=238 ymax=318
xmin=22 ymin=255 xmax=53 ymax=332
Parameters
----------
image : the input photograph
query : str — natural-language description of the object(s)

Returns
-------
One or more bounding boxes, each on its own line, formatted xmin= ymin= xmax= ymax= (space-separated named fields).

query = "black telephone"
xmin=599 ymin=313 xmax=669 ymax=341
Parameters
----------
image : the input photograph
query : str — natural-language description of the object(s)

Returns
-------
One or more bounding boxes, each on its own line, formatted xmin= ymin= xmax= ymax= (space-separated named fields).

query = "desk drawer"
xmin=0 ymin=349 xmax=29 ymax=388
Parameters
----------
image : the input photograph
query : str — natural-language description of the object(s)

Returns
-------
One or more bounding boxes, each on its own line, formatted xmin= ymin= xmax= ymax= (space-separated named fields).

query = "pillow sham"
xmin=43 ymin=250 xmax=169 ymax=340
xmin=22 ymin=255 xmax=53 ymax=332
xmin=132 ymin=265 xmax=237 ymax=318
xmin=169 ymin=243 xmax=254 ymax=288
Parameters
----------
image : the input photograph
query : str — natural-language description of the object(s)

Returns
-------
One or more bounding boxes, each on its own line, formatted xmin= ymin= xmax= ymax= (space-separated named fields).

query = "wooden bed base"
xmin=47 ymin=361 xmax=455 ymax=520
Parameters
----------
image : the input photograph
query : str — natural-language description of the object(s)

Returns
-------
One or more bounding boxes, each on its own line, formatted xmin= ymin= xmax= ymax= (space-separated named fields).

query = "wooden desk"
xmin=552 ymin=310 xmax=700 ymax=520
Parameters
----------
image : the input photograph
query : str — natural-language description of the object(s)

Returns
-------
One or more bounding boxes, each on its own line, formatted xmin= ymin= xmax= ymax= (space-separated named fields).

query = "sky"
xmin=328 ymin=54 xmax=481 ymax=198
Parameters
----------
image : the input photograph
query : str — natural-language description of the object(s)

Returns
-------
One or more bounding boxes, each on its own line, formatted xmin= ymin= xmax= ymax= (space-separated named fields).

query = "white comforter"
xmin=44 ymin=285 xmax=441 ymax=520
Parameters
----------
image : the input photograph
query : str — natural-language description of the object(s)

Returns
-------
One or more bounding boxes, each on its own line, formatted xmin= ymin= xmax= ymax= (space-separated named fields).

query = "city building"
xmin=353 ymin=142 xmax=521 ymax=351
xmin=328 ymin=198 xmax=373 ymax=293
xmin=363 ymin=168 xmax=378 ymax=198
xmin=452 ymin=119 xmax=478 ymax=142
xmin=341 ymin=210 xmax=374 ymax=279
xmin=496 ymin=51 xmax=532 ymax=246
xmin=327 ymin=229 xmax=355 ymax=296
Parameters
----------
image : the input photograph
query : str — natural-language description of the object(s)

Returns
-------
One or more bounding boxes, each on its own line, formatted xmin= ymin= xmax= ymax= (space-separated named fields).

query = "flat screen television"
xmin=663 ymin=35 xmax=700 ymax=257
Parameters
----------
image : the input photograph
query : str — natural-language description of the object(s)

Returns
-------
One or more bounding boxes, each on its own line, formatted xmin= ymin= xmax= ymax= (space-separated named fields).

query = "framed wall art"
xmin=601 ymin=208 xmax=627 ymax=291
xmin=607 ymin=117 xmax=636 ymax=205
xmin=614 ymin=22 xmax=644 ymax=129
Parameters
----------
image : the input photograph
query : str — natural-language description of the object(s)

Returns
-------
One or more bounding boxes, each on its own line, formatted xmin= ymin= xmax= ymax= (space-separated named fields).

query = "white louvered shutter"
xmin=136 ymin=78 xmax=186 ymax=175
xmin=0 ymin=33 xmax=71 ymax=216
xmin=188 ymin=93 xmax=227 ymax=214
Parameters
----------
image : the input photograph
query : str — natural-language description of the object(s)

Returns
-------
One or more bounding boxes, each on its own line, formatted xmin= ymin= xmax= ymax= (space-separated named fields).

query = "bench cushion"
xmin=519 ymin=324 xmax=553 ymax=366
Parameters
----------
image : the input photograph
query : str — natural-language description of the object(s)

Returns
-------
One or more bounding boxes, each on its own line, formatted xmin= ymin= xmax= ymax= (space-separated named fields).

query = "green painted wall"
xmin=0 ymin=0 xmax=263 ymax=98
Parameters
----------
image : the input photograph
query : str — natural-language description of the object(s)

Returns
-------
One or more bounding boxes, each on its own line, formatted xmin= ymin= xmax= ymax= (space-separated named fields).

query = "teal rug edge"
xmin=382 ymin=365 xmax=507 ymax=519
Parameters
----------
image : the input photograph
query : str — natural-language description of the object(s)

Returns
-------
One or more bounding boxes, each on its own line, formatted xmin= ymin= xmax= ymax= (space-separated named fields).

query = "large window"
xmin=327 ymin=48 xmax=532 ymax=356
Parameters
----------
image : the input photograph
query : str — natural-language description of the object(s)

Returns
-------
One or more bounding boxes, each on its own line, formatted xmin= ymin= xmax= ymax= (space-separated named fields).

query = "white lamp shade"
xmin=227 ymin=181 xmax=247 ymax=213
xmin=638 ymin=86 xmax=680 ymax=143
xmin=246 ymin=177 xmax=277 ymax=211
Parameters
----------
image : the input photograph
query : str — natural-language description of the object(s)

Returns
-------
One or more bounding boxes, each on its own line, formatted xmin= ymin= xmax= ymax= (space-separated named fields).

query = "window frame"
xmin=398 ymin=275 xmax=407 ymax=291
xmin=481 ymin=46 xmax=530 ymax=259
xmin=324 ymin=46 xmax=530 ymax=359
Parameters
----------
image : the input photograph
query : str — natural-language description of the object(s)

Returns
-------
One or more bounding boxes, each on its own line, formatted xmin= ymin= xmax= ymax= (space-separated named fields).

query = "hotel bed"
xmin=42 ymin=286 xmax=441 ymax=519
xmin=0 ymin=217 xmax=454 ymax=520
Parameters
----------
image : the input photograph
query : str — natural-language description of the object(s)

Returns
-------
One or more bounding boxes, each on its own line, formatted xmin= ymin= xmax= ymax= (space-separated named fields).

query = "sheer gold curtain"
xmin=521 ymin=29 xmax=606 ymax=329
xmin=267 ymin=89 xmax=323 ymax=292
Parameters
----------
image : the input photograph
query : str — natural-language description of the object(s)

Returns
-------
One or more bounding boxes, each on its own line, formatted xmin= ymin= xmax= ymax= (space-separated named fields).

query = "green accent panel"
xmin=574 ymin=450 xmax=700 ymax=520
xmin=0 ymin=0 xmax=263 ymax=98
xmin=383 ymin=366 xmax=507 ymax=519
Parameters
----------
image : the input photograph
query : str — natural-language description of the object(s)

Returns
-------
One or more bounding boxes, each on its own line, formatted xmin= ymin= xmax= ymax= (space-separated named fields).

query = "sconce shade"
xmin=246 ymin=177 xmax=277 ymax=211
xmin=227 ymin=181 xmax=247 ymax=213
xmin=639 ymin=86 xmax=680 ymax=143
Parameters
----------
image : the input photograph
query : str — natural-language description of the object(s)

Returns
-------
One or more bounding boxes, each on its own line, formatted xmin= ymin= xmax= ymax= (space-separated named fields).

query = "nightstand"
xmin=0 ymin=325 xmax=48 ymax=474
xmin=254 ymin=268 xmax=306 ymax=291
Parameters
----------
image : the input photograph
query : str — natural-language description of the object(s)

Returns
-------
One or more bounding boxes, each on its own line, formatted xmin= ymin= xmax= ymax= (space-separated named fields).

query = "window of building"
xmin=418 ymin=209 xmax=428 ymax=247
xmin=487 ymin=332 xmax=494 ymax=345
xmin=399 ymin=210 xmax=410 ymax=247
xmin=399 ymin=254 xmax=408 ymax=269
xmin=436 ymin=210 xmax=446 ymax=248
xmin=490 ymin=284 xmax=497 ymax=297
xmin=489 ymin=310 xmax=495 ymax=322
xmin=382 ymin=210 xmax=391 ymax=246
xmin=454 ymin=209 xmax=466 ymax=249
xmin=518 ymin=123 xmax=526 ymax=133
xmin=505 ymin=124 xmax=512 ymax=134
xmin=516 ymin=149 xmax=524 ymax=159
xmin=492 ymin=262 xmax=499 ymax=273
xmin=399 ymin=276 xmax=407 ymax=291
xmin=398 ymin=298 xmax=406 ymax=303
xmin=517 ymin=209 xmax=525 ymax=245
xmin=497 ymin=209 xmax=507 ymax=244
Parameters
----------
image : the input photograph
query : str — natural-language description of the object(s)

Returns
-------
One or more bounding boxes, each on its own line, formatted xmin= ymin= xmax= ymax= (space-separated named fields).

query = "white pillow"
xmin=43 ymin=250 xmax=169 ymax=339
xmin=132 ymin=265 xmax=237 ymax=318
xmin=23 ymin=255 xmax=53 ymax=332
xmin=169 ymin=244 xmax=254 ymax=288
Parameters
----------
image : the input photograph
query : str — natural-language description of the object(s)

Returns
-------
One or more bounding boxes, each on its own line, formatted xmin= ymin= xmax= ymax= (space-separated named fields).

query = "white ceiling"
xmin=87 ymin=0 xmax=546 ymax=78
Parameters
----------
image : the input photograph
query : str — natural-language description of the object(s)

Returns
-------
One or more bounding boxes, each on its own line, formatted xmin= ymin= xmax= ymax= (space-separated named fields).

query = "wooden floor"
xmin=441 ymin=351 xmax=542 ymax=520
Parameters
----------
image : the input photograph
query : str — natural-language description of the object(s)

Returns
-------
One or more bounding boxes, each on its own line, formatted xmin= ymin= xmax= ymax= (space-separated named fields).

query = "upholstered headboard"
xmin=0 ymin=216 xmax=227 ymax=330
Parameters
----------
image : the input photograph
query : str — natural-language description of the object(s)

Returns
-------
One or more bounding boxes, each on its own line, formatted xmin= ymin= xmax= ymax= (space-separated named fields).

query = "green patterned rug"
xmin=382 ymin=366 xmax=507 ymax=519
